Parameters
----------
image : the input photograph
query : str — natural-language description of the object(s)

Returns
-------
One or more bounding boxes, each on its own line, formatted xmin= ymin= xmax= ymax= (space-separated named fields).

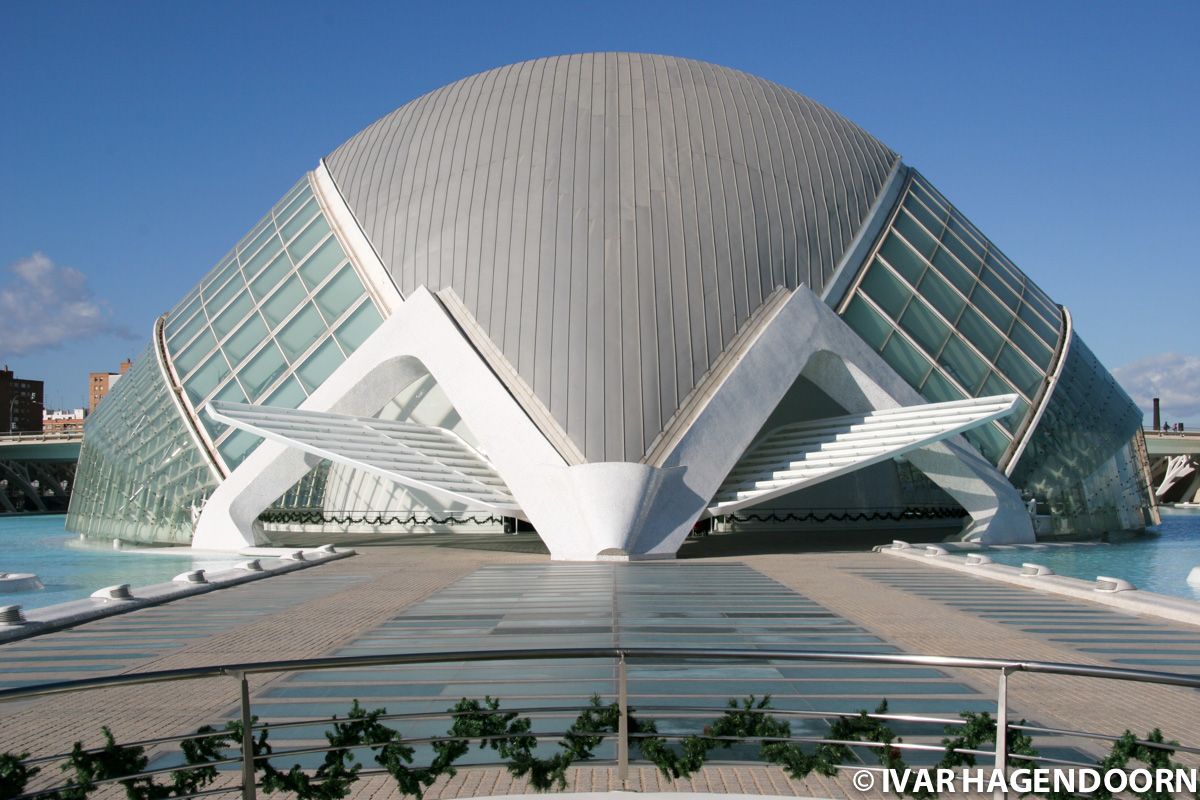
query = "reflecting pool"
xmin=0 ymin=515 xmax=241 ymax=610
xmin=984 ymin=512 xmax=1200 ymax=601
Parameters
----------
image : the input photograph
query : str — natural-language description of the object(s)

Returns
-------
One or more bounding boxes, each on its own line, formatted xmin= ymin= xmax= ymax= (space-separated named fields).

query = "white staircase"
xmin=709 ymin=394 xmax=1019 ymax=515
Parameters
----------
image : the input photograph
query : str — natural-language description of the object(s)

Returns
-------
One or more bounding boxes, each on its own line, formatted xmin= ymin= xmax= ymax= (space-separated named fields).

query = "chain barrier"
xmin=723 ymin=506 xmax=968 ymax=524
xmin=258 ymin=510 xmax=506 ymax=526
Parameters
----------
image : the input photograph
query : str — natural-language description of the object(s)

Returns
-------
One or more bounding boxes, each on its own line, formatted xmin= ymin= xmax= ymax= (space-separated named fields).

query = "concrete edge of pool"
xmin=0 ymin=546 xmax=356 ymax=643
xmin=882 ymin=544 xmax=1200 ymax=627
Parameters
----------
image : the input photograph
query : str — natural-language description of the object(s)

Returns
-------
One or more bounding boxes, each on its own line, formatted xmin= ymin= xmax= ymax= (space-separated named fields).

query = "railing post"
xmin=237 ymin=672 xmax=257 ymax=800
xmin=994 ymin=666 xmax=1010 ymax=799
xmin=617 ymin=651 xmax=629 ymax=785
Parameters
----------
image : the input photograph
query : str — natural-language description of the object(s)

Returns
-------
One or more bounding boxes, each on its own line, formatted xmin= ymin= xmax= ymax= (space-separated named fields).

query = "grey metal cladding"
xmin=325 ymin=53 xmax=898 ymax=463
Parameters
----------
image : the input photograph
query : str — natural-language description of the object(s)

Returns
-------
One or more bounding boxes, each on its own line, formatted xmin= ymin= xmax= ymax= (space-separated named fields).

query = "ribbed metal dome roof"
xmin=325 ymin=53 xmax=899 ymax=463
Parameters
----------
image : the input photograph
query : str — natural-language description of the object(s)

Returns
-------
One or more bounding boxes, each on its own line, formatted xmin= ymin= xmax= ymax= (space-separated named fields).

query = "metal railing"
xmin=1144 ymin=426 xmax=1200 ymax=438
xmin=4 ymin=647 xmax=1199 ymax=800
xmin=0 ymin=430 xmax=84 ymax=444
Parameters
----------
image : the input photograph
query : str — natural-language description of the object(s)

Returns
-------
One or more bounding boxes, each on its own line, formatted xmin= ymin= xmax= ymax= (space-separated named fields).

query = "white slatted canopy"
xmin=709 ymin=395 xmax=1020 ymax=515
xmin=205 ymin=402 xmax=521 ymax=516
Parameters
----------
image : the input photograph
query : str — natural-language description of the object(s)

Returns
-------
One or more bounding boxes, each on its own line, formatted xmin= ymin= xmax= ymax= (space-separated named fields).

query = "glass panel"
xmin=917 ymin=268 xmax=965 ymax=322
xmin=262 ymin=276 xmax=306 ymax=328
xmin=859 ymin=262 xmax=911 ymax=319
xmin=166 ymin=294 xmax=202 ymax=338
xmin=211 ymin=293 xmax=253 ymax=339
xmin=241 ymin=235 xmax=283 ymax=281
xmin=287 ymin=216 xmax=329 ymax=262
xmin=941 ymin=229 xmax=981 ymax=275
xmin=203 ymin=256 xmax=239 ymax=295
xmin=250 ymin=251 xmax=293 ymax=301
xmin=240 ymin=220 xmax=277 ymax=264
xmin=239 ymin=342 xmax=287 ymax=399
xmin=223 ymin=313 xmax=268 ymax=365
xmin=971 ymin=284 xmax=1015 ymax=332
xmin=299 ymin=236 xmax=348 ymax=290
xmin=168 ymin=286 xmax=201 ymax=320
xmin=65 ymin=342 xmax=218 ymax=545
xmin=931 ymin=246 xmax=975 ymax=294
xmin=881 ymin=333 xmax=932 ymax=388
xmin=184 ymin=352 xmax=231 ymax=405
xmin=1009 ymin=320 xmax=1052 ymax=371
xmin=985 ymin=251 xmax=1024 ymax=293
xmin=201 ymin=379 xmax=247 ymax=438
xmin=167 ymin=309 xmax=208 ymax=355
xmin=205 ymin=274 xmax=245 ymax=317
xmin=964 ymin=423 xmax=1009 ymax=465
xmin=237 ymin=216 xmax=275 ymax=259
xmin=277 ymin=303 xmax=324 ymax=361
xmin=910 ymin=178 xmax=944 ymax=213
xmin=938 ymin=336 xmax=988 ymax=393
xmin=280 ymin=197 xmax=319 ymax=242
xmin=996 ymin=343 xmax=1043 ymax=398
xmin=1018 ymin=302 xmax=1059 ymax=348
xmin=175 ymin=329 xmax=216 ymax=376
xmin=981 ymin=370 xmax=1017 ymax=399
xmin=903 ymin=194 xmax=944 ymax=237
xmin=921 ymin=369 xmax=964 ymax=403
xmin=980 ymin=267 xmax=1020 ymax=311
xmin=879 ymin=233 xmax=925 ymax=285
xmin=276 ymin=185 xmax=314 ymax=226
xmin=999 ymin=396 xmax=1030 ymax=435
xmin=893 ymin=210 xmax=937 ymax=258
xmin=218 ymin=429 xmax=263 ymax=470
xmin=840 ymin=296 xmax=892 ymax=351
xmin=899 ymin=300 xmax=950 ymax=354
xmin=957 ymin=305 xmax=1004 ymax=359
xmin=264 ymin=375 xmax=307 ymax=409
xmin=946 ymin=215 xmax=985 ymax=262
xmin=314 ymin=266 xmax=364 ymax=322
xmin=333 ymin=301 xmax=383 ymax=353
xmin=296 ymin=337 xmax=345 ymax=392
xmin=276 ymin=178 xmax=310 ymax=211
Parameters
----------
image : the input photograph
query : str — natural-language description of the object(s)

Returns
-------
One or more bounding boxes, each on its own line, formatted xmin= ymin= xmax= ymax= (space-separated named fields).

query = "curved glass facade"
xmin=162 ymin=177 xmax=383 ymax=470
xmin=837 ymin=169 xmax=1153 ymax=532
xmin=66 ymin=342 xmax=218 ymax=544
xmin=1009 ymin=333 xmax=1156 ymax=533
xmin=68 ymin=174 xmax=386 ymax=542
xmin=838 ymin=170 xmax=1064 ymax=467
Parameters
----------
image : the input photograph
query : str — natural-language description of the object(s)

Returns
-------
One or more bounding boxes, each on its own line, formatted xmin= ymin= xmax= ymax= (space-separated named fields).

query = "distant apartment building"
xmin=0 ymin=367 xmax=45 ymax=433
xmin=43 ymin=408 xmax=85 ymax=434
xmin=88 ymin=358 xmax=132 ymax=414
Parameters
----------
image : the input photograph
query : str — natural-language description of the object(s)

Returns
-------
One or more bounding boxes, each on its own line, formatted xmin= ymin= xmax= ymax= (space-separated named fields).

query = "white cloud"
xmin=0 ymin=252 xmax=136 ymax=357
xmin=1112 ymin=352 xmax=1200 ymax=424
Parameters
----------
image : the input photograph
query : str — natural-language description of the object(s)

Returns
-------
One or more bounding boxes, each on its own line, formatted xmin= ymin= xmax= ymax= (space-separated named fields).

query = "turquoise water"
xmin=0 ymin=515 xmax=242 ymax=610
xmin=984 ymin=512 xmax=1200 ymax=601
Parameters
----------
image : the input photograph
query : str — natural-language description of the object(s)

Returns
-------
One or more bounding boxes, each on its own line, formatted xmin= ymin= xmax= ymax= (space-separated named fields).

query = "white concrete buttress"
xmin=193 ymin=285 xmax=1034 ymax=558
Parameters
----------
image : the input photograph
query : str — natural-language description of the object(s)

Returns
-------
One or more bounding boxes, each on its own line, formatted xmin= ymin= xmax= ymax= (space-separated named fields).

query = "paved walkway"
xmin=2 ymin=534 xmax=1198 ymax=799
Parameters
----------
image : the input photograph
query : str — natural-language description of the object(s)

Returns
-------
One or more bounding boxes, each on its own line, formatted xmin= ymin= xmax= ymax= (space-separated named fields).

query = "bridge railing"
xmin=0 ymin=430 xmax=84 ymax=444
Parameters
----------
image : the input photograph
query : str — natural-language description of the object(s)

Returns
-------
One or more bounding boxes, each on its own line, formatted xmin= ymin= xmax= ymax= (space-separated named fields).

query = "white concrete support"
xmin=193 ymin=288 xmax=685 ymax=559
xmin=634 ymin=286 xmax=1035 ymax=556
xmin=194 ymin=284 xmax=1034 ymax=559
xmin=710 ymin=395 xmax=1020 ymax=515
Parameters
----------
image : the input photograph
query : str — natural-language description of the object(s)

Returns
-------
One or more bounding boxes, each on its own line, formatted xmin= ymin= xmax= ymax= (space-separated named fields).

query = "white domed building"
xmin=67 ymin=54 xmax=1156 ymax=558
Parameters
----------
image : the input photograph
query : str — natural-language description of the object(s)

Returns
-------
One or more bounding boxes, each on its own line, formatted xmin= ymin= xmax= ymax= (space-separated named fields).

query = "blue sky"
xmin=1 ymin=1 xmax=1197 ymax=417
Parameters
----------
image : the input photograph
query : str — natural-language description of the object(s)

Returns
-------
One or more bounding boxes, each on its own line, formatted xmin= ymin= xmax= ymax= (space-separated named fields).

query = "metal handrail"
xmin=5 ymin=646 xmax=1199 ymax=800
xmin=6 ymin=646 xmax=1200 ymax=703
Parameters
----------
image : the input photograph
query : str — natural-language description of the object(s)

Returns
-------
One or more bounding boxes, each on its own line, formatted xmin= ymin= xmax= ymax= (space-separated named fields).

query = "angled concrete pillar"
xmin=194 ymin=285 xmax=1032 ymax=558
